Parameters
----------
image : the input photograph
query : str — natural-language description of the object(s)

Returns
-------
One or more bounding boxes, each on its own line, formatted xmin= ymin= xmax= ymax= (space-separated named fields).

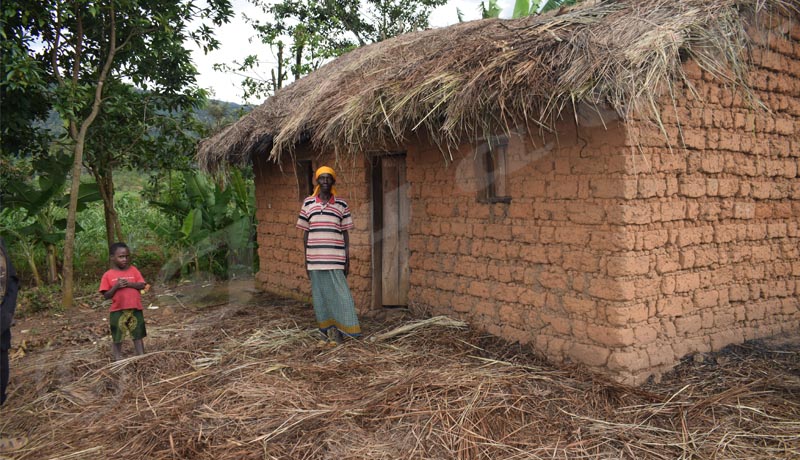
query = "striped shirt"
xmin=296 ymin=195 xmax=354 ymax=271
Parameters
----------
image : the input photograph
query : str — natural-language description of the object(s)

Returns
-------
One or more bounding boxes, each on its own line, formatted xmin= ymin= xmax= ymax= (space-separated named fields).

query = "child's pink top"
xmin=99 ymin=266 xmax=145 ymax=312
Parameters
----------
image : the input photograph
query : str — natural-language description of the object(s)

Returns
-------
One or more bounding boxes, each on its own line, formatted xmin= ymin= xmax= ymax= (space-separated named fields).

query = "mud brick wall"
xmin=614 ymin=14 xmax=800 ymax=383
xmin=253 ymin=149 xmax=373 ymax=310
xmin=407 ymin=14 xmax=799 ymax=385
xmin=405 ymin=120 xmax=640 ymax=379
xmin=251 ymin=13 xmax=798 ymax=384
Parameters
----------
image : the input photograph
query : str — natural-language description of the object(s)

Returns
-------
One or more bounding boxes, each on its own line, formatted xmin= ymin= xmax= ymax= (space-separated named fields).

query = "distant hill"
xmin=41 ymin=98 xmax=252 ymax=135
xmin=194 ymin=99 xmax=251 ymax=127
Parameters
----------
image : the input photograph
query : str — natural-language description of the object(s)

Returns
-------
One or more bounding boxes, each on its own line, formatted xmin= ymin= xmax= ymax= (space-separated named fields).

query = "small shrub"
xmin=132 ymin=246 xmax=164 ymax=282
xmin=16 ymin=284 xmax=63 ymax=318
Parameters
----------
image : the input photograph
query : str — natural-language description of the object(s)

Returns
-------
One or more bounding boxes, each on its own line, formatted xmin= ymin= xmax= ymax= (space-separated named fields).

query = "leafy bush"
xmin=74 ymin=191 xmax=181 ymax=283
xmin=150 ymin=168 xmax=258 ymax=281
xmin=4 ymin=158 xmax=258 ymax=301
xmin=15 ymin=284 xmax=64 ymax=317
xmin=1 ymin=153 xmax=98 ymax=287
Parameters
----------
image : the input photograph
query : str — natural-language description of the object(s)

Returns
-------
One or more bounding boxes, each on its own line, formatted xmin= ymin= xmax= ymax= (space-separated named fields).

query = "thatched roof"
xmin=197 ymin=0 xmax=799 ymax=170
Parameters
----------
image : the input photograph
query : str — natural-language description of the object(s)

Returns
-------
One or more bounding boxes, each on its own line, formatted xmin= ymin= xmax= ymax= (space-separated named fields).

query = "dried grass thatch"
xmin=3 ymin=283 xmax=799 ymax=459
xmin=197 ymin=0 xmax=799 ymax=171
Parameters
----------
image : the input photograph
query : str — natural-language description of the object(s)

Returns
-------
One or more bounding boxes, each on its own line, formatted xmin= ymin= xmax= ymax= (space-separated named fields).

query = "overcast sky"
xmin=189 ymin=0 xmax=516 ymax=105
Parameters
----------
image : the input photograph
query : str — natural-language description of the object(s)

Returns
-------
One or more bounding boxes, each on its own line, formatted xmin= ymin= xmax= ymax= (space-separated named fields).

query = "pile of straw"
xmin=197 ymin=0 xmax=799 ymax=170
xmin=3 ymin=289 xmax=798 ymax=459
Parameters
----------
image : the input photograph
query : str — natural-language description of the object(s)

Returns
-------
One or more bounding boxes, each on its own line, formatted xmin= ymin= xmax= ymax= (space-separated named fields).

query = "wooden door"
xmin=377 ymin=155 xmax=409 ymax=306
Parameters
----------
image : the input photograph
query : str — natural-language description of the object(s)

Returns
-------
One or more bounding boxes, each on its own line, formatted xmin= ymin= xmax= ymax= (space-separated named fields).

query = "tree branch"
xmin=50 ymin=7 xmax=64 ymax=86
xmin=71 ymin=2 xmax=83 ymax=84
xmin=78 ymin=2 xmax=118 ymax=137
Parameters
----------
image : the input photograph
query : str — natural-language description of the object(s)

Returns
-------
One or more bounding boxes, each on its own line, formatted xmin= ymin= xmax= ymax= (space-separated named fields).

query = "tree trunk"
xmin=276 ymin=42 xmax=284 ymax=90
xmin=22 ymin=243 xmax=43 ymax=287
xmin=60 ymin=3 xmax=118 ymax=309
xmin=46 ymin=242 xmax=58 ymax=284
xmin=62 ymin=135 xmax=85 ymax=308
xmin=94 ymin=165 xmax=124 ymax=248
xmin=293 ymin=44 xmax=303 ymax=81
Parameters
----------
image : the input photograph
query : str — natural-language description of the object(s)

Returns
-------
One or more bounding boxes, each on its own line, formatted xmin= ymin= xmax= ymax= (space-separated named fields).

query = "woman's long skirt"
xmin=309 ymin=270 xmax=361 ymax=337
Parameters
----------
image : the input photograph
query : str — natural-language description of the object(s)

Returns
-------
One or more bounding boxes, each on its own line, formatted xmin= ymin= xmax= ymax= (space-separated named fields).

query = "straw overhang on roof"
xmin=197 ymin=0 xmax=799 ymax=170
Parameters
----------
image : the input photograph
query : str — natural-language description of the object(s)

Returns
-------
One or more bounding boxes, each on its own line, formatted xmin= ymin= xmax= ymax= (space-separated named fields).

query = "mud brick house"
xmin=199 ymin=0 xmax=800 ymax=384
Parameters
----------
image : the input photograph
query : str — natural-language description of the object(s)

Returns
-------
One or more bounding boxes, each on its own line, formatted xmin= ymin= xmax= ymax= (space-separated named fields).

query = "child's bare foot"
xmin=112 ymin=343 xmax=123 ymax=361
xmin=134 ymin=339 xmax=145 ymax=356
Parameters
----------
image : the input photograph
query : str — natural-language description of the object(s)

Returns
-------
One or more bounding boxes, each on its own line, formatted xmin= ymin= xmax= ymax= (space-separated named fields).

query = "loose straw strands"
xmin=197 ymin=0 xmax=800 ymax=171
xmin=3 ymin=294 xmax=799 ymax=459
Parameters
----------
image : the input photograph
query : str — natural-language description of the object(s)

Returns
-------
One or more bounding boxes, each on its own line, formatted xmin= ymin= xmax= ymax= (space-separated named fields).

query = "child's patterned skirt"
xmin=109 ymin=309 xmax=147 ymax=343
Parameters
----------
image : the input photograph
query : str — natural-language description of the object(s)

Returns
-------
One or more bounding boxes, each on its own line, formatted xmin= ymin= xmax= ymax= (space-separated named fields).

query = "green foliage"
xmin=1 ymin=154 xmax=101 ymax=285
xmin=83 ymin=82 xmax=214 ymax=248
xmin=0 ymin=208 xmax=47 ymax=285
xmin=70 ymin=201 xmax=114 ymax=276
xmin=86 ymin=84 xmax=202 ymax=173
xmin=540 ymin=0 xmax=580 ymax=14
xmin=0 ymin=3 xmax=50 ymax=159
xmin=3 ymin=163 xmax=258 ymax=310
xmin=15 ymin=284 xmax=64 ymax=317
xmin=360 ymin=0 xmax=449 ymax=41
xmin=223 ymin=0 xmax=447 ymax=101
xmin=150 ymin=169 xmax=257 ymax=280
xmin=72 ymin=192 xmax=178 ymax=282
xmin=4 ymin=0 xmax=234 ymax=306
xmin=480 ymin=0 xmax=580 ymax=19
xmin=3 ymin=155 xmax=69 ymax=217
xmin=2 ymin=159 xmax=192 ymax=290
xmin=198 ymin=100 xmax=248 ymax=135
xmin=3 ymin=153 xmax=101 ymax=225
xmin=480 ymin=0 xmax=502 ymax=18
xmin=512 ymin=0 xmax=534 ymax=18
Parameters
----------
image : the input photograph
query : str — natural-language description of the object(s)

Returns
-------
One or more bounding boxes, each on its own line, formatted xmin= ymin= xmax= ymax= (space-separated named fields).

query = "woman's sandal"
xmin=331 ymin=328 xmax=344 ymax=345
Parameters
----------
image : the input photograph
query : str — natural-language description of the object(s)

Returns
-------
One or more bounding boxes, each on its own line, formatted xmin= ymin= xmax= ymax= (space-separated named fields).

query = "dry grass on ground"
xmin=2 ymin=281 xmax=799 ymax=459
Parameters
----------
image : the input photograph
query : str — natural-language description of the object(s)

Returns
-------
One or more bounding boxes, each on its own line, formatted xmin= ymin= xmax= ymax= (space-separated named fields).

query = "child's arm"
xmin=100 ymin=278 xmax=145 ymax=299
xmin=101 ymin=281 xmax=123 ymax=300
xmin=129 ymin=268 xmax=147 ymax=291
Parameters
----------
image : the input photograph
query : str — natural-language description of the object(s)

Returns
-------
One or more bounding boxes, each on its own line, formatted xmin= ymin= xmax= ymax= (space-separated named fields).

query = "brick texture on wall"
xmin=406 ymin=14 xmax=799 ymax=384
xmin=251 ymin=14 xmax=799 ymax=385
xmin=253 ymin=148 xmax=373 ymax=309
xmin=405 ymin=120 xmax=643 ymax=379
xmin=607 ymin=14 xmax=800 ymax=383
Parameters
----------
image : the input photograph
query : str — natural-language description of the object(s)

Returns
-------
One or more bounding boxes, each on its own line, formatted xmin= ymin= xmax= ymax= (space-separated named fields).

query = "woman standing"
xmin=296 ymin=166 xmax=361 ymax=345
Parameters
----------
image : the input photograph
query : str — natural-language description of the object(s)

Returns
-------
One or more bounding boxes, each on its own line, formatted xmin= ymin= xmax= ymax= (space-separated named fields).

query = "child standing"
xmin=99 ymin=242 xmax=147 ymax=360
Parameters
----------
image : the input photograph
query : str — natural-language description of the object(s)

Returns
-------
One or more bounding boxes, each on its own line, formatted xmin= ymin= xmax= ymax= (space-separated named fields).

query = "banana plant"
xmin=0 ymin=209 xmax=46 ymax=286
xmin=151 ymin=168 xmax=256 ymax=280
xmin=512 ymin=0 xmax=536 ymax=17
xmin=477 ymin=0 xmax=580 ymax=20
xmin=1 ymin=154 xmax=101 ymax=285
xmin=480 ymin=0 xmax=502 ymax=18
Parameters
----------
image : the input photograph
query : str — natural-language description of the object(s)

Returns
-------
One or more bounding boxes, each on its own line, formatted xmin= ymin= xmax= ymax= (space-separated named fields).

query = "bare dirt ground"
xmin=1 ymin=279 xmax=799 ymax=459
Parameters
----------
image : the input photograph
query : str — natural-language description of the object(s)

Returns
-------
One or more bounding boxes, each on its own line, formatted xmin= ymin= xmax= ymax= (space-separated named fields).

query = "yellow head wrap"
xmin=312 ymin=166 xmax=337 ymax=197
